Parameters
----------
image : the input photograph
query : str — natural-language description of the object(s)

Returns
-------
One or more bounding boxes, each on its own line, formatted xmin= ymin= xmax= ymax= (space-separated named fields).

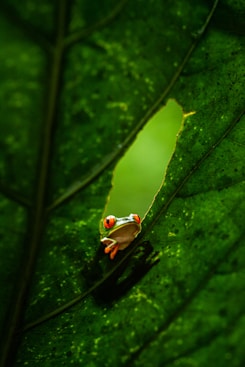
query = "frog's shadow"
xmin=81 ymin=241 xmax=159 ymax=306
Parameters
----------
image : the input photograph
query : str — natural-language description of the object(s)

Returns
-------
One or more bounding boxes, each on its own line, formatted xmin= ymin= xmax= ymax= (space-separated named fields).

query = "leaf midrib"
xmin=0 ymin=1 xmax=67 ymax=366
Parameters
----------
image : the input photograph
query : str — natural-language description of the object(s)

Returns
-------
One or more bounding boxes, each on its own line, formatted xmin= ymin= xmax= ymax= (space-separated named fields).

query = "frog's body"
xmin=100 ymin=214 xmax=141 ymax=260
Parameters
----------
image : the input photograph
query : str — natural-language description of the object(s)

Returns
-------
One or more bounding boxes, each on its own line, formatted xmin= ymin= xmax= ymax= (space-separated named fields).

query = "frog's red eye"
xmin=131 ymin=214 xmax=141 ymax=224
xmin=103 ymin=215 xmax=116 ymax=229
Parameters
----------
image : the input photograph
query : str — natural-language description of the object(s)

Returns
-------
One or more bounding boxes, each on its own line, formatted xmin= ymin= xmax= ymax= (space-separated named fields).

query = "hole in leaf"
xmin=104 ymin=99 xmax=183 ymax=219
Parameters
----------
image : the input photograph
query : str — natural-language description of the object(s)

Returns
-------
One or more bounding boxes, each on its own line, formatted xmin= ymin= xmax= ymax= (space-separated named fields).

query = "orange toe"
xmin=110 ymin=245 xmax=119 ymax=260
xmin=104 ymin=246 xmax=112 ymax=254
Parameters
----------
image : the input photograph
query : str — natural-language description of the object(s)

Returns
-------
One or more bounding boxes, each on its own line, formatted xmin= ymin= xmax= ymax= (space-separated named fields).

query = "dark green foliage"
xmin=0 ymin=1 xmax=244 ymax=366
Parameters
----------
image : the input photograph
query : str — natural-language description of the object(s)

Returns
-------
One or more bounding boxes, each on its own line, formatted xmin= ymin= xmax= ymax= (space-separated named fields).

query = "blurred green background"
xmin=104 ymin=99 xmax=183 ymax=219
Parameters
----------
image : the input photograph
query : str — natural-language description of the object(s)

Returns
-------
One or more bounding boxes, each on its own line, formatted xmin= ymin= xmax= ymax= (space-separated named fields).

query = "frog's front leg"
xmin=101 ymin=237 xmax=119 ymax=260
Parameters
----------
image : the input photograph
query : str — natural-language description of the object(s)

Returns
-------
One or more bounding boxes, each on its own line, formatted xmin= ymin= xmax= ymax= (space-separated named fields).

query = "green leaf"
xmin=0 ymin=0 xmax=244 ymax=366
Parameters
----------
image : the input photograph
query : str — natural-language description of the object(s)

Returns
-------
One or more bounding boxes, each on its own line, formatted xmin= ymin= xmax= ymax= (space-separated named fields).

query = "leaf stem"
xmin=0 ymin=1 xmax=68 ymax=366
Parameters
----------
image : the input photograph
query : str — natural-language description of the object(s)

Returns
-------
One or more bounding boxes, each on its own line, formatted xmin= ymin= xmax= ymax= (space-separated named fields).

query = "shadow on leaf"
xmin=82 ymin=241 xmax=160 ymax=305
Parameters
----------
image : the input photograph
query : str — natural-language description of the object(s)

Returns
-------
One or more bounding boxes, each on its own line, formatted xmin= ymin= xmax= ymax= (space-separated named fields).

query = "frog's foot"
xmin=101 ymin=237 xmax=119 ymax=260
xmin=104 ymin=243 xmax=119 ymax=260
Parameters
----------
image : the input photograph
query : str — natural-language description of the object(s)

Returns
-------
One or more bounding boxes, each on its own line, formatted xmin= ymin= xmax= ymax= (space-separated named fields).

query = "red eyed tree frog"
xmin=100 ymin=214 xmax=141 ymax=260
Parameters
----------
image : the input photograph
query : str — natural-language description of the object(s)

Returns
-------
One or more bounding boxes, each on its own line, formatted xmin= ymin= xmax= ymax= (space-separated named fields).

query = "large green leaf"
xmin=0 ymin=0 xmax=244 ymax=366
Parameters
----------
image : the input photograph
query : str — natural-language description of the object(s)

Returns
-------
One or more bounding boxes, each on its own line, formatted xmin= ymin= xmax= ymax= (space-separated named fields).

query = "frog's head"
xmin=100 ymin=214 xmax=141 ymax=238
